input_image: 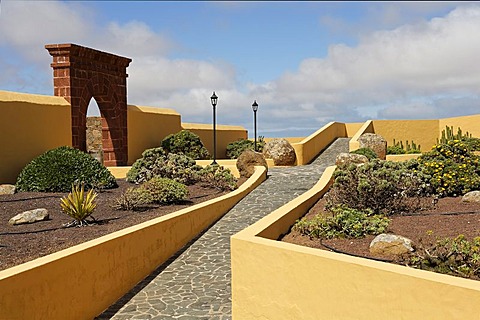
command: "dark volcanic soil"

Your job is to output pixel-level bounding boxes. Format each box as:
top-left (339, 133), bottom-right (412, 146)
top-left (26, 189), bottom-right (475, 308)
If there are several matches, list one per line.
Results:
top-left (0, 180), bottom-right (231, 271)
top-left (281, 196), bottom-right (480, 279)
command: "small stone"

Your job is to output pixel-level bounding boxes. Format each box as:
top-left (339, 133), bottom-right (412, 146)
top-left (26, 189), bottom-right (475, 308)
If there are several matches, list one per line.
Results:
top-left (9, 208), bottom-right (49, 226)
top-left (462, 191), bottom-right (480, 203)
top-left (236, 150), bottom-right (268, 178)
top-left (0, 184), bottom-right (16, 195)
top-left (262, 138), bottom-right (296, 166)
top-left (335, 153), bottom-right (369, 166)
top-left (358, 133), bottom-right (387, 160)
top-left (369, 233), bottom-right (414, 256)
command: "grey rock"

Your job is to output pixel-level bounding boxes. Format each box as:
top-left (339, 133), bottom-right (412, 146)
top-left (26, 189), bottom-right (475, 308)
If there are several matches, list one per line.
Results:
top-left (236, 150), bottom-right (268, 178)
top-left (9, 208), bottom-right (49, 226)
top-left (358, 133), bottom-right (387, 160)
top-left (462, 190), bottom-right (480, 203)
top-left (335, 153), bottom-right (369, 166)
top-left (262, 138), bottom-right (296, 166)
top-left (0, 184), bottom-right (16, 195)
top-left (370, 233), bottom-right (414, 256)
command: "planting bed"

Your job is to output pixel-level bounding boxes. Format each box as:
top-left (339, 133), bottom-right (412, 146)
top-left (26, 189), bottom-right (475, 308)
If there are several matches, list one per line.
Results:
top-left (0, 179), bottom-right (233, 271)
top-left (282, 195), bottom-right (480, 280)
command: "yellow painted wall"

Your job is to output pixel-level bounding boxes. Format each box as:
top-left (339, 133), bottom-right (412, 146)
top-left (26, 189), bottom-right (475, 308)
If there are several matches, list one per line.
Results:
top-left (231, 166), bottom-right (480, 320)
top-left (372, 119), bottom-right (439, 152)
top-left (349, 120), bottom-right (374, 151)
top-left (439, 114), bottom-right (480, 139)
top-left (0, 166), bottom-right (267, 320)
top-left (182, 123), bottom-right (247, 159)
top-left (127, 105), bottom-right (182, 164)
top-left (292, 122), bottom-right (347, 165)
top-left (0, 90), bottom-right (71, 184)
top-left (344, 122), bottom-right (364, 137)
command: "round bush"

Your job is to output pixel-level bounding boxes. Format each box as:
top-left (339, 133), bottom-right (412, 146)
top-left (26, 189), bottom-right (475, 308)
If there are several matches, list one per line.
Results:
top-left (142, 177), bottom-right (188, 204)
top-left (161, 130), bottom-right (210, 160)
top-left (126, 147), bottom-right (201, 185)
top-left (16, 146), bottom-right (117, 192)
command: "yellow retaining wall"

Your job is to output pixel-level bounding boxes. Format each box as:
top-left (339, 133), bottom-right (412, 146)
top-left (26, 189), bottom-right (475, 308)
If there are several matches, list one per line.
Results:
top-left (372, 119), bottom-right (439, 152)
top-left (349, 120), bottom-right (374, 151)
top-left (0, 166), bottom-right (267, 320)
top-left (231, 166), bottom-right (480, 320)
top-left (182, 123), bottom-right (247, 159)
top-left (127, 105), bottom-right (182, 164)
top-left (440, 114), bottom-right (480, 139)
top-left (292, 122), bottom-right (348, 165)
top-left (0, 90), bottom-right (72, 184)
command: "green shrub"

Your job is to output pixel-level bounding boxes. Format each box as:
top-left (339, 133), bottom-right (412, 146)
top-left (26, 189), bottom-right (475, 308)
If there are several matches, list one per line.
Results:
top-left (198, 164), bottom-right (238, 191)
top-left (326, 159), bottom-right (425, 215)
top-left (387, 146), bottom-right (406, 155)
top-left (415, 140), bottom-right (480, 197)
top-left (350, 147), bottom-right (378, 160)
top-left (293, 206), bottom-right (390, 239)
top-left (387, 139), bottom-right (421, 155)
top-left (60, 182), bottom-right (97, 226)
top-left (161, 130), bottom-right (210, 160)
top-left (408, 235), bottom-right (480, 280)
top-left (127, 147), bottom-right (237, 190)
top-left (127, 147), bottom-right (201, 185)
top-left (141, 177), bottom-right (188, 204)
top-left (16, 146), bottom-right (117, 192)
top-left (226, 136), bottom-right (265, 159)
top-left (114, 187), bottom-right (154, 211)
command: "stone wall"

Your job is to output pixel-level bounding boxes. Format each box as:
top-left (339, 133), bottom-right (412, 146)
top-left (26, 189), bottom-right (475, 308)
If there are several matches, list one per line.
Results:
top-left (86, 116), bottom-right (103, 152)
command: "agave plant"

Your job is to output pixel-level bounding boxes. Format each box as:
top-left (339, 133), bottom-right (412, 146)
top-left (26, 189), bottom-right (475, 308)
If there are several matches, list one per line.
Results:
top-left (60, 182), bottom-right (98, 227)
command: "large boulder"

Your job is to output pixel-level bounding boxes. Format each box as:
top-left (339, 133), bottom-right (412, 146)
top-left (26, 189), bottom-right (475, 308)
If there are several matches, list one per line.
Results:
top-left (263, 138), bottom-right (296, 166)
top-left (335, 153), bottom-right (369, 166)
top-left (358, 133), bottom-right (387, 160)
top-left (9, 208), bottom-right (49, 226)
top-left (369, 233), bottom-right (414, 256)
top-left (462, 191), bottom-right (480, 203)
top-left (237, 150), bottom-right (268, 178)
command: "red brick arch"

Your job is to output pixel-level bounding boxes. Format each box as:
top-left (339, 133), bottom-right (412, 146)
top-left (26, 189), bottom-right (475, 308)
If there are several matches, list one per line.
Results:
top-left (45, 43), bottom-right (132, 166)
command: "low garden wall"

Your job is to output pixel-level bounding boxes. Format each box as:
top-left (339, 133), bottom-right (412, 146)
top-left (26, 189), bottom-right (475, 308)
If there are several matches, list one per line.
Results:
top-left (231, 166), bottom-right (480, 319)
top-left (0, 166), bottom-right (267, 320)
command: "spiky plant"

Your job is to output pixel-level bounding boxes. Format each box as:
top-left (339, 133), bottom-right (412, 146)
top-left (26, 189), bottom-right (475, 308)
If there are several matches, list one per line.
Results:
top-left (60, 183), bottom-right (98, 227)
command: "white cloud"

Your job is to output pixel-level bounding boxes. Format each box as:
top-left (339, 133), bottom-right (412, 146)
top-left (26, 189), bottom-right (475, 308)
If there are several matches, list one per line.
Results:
top-left (255, 4), bottom-right (480, 126)
top-left (1, 2), bottom-right (480, 138)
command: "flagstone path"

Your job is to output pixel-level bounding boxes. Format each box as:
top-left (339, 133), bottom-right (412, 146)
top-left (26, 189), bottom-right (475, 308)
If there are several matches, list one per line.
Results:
top-left (97, 138), bottom-right (349, 320)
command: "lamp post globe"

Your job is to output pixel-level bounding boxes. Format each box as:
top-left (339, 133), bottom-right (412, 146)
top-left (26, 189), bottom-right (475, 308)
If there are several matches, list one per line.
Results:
top-left (211, 92), bottom-right (218, 165)
top-left (252, 100), bottom-right (259, 152)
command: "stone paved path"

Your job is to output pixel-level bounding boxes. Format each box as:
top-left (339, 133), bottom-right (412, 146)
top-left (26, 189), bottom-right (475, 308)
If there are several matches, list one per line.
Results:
top-left (97, 138), bottom-right (349, 320)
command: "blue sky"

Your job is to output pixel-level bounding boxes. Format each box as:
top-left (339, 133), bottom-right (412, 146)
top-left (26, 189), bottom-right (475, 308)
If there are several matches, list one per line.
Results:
top-left (1, 1), bottom-right (479, 137)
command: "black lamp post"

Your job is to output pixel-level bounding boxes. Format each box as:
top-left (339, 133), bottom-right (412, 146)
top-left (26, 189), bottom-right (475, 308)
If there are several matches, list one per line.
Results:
top-left (252, 100), bottom-right (259, 152)
top-left (211, 92), bottom-right (218, 165)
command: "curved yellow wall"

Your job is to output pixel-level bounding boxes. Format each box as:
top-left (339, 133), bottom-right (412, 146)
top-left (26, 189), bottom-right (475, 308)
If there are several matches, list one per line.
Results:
top-left (0, 90), bottom-right (71, 183)
top-left (231, 166), bottom-right (480, 320)
top-left (0, 166), bottom-right (267, 320)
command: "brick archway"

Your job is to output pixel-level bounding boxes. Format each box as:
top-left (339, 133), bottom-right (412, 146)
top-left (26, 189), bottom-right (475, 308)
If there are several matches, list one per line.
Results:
top-left (45, 43), bottom-right (132, 166)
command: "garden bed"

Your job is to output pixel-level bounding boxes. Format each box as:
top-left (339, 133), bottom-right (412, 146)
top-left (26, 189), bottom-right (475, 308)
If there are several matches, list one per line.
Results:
top-left (281, 195), bottom-right (480, 280)
top-left (0, 179), bottom-right (234, 271)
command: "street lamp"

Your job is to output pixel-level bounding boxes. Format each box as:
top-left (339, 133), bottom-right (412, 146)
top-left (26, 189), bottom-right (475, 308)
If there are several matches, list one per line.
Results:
top-left (211, 92), bottom-right (218, 165)
top-left (252, 100), bottom-right (259, 152)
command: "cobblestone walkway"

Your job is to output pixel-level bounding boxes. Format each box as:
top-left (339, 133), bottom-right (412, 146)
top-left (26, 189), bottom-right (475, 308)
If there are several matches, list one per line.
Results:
top-left (97, 138), bottom-right (349, 320)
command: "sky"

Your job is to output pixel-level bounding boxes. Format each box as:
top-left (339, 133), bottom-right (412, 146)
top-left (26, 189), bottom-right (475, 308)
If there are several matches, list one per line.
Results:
top-left (1, 1), bottom-right (480, 138)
